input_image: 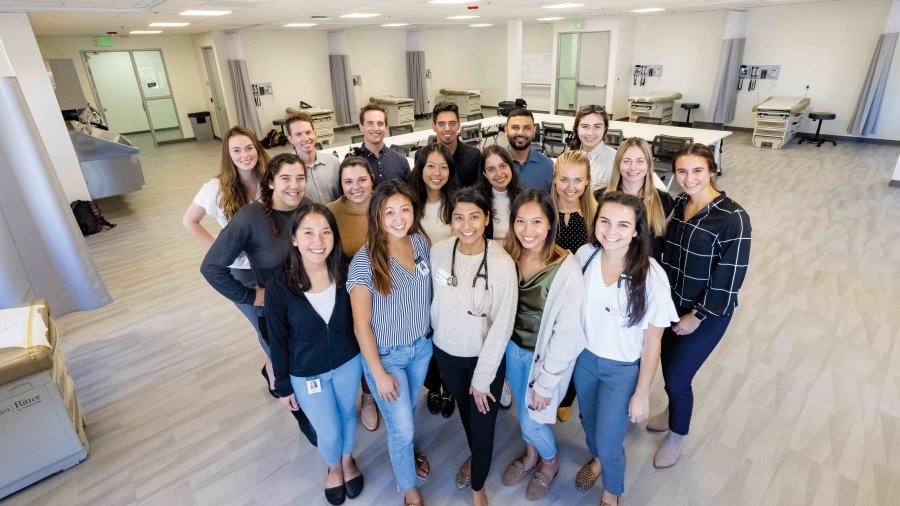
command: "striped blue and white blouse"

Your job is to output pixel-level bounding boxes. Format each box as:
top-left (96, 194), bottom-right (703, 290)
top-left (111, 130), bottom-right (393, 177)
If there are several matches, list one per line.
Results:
top-left (347, 232), bottom-right (432, 347)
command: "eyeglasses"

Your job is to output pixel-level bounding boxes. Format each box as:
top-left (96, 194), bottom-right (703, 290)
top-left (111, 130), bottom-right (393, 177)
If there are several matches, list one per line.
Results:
top-left (578, 105), bottom-right (606, 114)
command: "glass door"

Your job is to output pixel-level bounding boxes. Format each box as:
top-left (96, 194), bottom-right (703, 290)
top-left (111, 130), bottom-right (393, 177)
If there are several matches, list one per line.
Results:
top-left (555, 33), bottom-right (579, 115)
top-left (132, 50), bottom-right (184, 143)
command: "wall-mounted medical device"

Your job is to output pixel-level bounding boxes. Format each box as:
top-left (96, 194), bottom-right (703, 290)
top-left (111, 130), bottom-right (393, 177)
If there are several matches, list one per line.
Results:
top-left (738, 65), bottom-right (780, 91)
top-left (633, 65), bottom-right (663, 86)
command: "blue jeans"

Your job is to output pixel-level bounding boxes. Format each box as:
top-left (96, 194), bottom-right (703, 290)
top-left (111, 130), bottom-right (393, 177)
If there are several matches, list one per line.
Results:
top-left (505, 341), bottom-right (557, 459)
top-left (574, 350), bottom-right (639, 496)
top-left (361, 336), bottom-right (433, 490)
top-left (290, 355), bottom-right (362, 466)
top-left (230, 268), bottom-right (269, 357)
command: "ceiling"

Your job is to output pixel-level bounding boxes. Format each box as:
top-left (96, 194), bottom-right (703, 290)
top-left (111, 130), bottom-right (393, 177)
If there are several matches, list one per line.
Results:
top-left (0, 0), bottom-right (836, 37)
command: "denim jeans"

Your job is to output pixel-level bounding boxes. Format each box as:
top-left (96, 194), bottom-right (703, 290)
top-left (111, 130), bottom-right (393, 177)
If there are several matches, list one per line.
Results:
top-left (290, 354), bottom-right (362, 466)
top-left (573, 350), bottom-right (639, 496)
top-left (230, 267), bottom-right (269, 357)
top-left (505, 341), bottom-right (557, 459)
top-left (361, 336), bottom-right (433, 490)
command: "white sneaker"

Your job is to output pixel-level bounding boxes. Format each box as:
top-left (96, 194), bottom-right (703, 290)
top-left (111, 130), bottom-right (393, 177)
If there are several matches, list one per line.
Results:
top-left (500, 380), bottom-right (512, 409)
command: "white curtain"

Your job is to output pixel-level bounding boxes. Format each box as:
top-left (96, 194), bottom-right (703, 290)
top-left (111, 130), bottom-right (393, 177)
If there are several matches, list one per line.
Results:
top-left (0, 70), bottom-right (110, 314)
top-left (328, 32), bottom-right (357, 126)
top-left (847, 32), bottom-right (897, 135)
top-left (406, 51), bottom-right (427, 115)
top-left (225, 33), bottom-right (263, 139)
top-left (708, 12), bottom-right (748, 124)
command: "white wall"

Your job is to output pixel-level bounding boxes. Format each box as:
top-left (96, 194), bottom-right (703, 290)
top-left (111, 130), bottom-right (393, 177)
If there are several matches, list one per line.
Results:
top-left (423, 26), bottom-right (508, 111)
top-left (0, 13), bottom-right (91, 202)
top-left (735, 0), bottom-right (897, 139)
top-left (36, 34), bottom-right (208, 138)
top-left (521, 23), bottom-right (554, 112)
top-left (345, 28), bottom-right (408, 123)
top-left (631, 11), bottom-right (727, 124)
top-left (238, 30), bottom-right (333, 131)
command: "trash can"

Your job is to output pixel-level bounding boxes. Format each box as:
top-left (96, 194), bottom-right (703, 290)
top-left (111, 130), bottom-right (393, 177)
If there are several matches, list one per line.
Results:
top-left (187, 112), bottom-right (213, 141)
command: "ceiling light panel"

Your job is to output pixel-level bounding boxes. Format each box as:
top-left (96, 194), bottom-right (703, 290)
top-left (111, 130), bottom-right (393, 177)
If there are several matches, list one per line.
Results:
top-left (149, 22), bottom-right (189, 27)
top-left (447, 15), bottom-right (479, 20)
top-left (339, 13), bottom-right (381, 18)
top-left (179, 10), bottom-right (232, 16)
top-left (541, 3), bottom-right (585, 8)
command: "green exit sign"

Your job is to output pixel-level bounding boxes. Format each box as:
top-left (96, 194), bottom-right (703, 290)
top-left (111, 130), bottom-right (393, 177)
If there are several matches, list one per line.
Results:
top-left (96, 36), bottom-right (112, 47)
top-left (570, 20), bottom-right (582, 29)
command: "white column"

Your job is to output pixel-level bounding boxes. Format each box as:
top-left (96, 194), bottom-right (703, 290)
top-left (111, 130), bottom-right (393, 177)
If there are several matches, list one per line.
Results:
top-left (0, 13), bottom-right (91, 202)
top-left (507, 19), bottom-right (523, 99)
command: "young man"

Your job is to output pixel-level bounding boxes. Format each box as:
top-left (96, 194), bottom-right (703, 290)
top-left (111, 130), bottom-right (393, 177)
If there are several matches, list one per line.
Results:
top-left (505, 108), bottom-right (553, 192)
top-left (431, 101), bottom-right (481, 187)
top-left (357, 104), bottom-right (410, 185)
top-left (286, 112), bottom-right (341, 204)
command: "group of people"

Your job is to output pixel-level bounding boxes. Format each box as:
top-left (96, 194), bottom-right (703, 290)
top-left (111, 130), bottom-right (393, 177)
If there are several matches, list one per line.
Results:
top-left (184, 101), bottom-right (752, 506)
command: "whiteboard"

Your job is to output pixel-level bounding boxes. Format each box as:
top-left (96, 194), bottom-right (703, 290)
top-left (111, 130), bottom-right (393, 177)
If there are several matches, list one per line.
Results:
top-left (521, 53), bottom-right (552, 85)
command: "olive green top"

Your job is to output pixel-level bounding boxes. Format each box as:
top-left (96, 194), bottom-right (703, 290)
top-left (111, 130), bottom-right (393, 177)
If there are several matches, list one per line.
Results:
top-left (511, 261), bottom-right (563, 351)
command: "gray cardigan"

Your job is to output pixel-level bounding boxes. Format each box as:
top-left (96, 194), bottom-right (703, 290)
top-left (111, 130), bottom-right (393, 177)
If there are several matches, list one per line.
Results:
top-left (523, 253), bottom-right (586, 425)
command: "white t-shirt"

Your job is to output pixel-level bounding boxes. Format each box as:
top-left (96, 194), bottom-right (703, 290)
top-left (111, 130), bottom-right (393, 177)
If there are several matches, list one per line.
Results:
top-left (306, 281), bottom-right (336, 323)
top-left (192, 178), bottom-right (250, 269)
top-left (492, 189), bottom-right (511, 240)
top-left (422, 199), bottom-right (453, 244)
top-left (576, 245), bottom-right (679, 362)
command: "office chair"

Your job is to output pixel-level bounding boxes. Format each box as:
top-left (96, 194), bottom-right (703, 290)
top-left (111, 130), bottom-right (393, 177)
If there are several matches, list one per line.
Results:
top-left (636, 116), bottom-right (663, 125)
top-left (390, 144), bottom-right (411, 156)
top-left (690, 121), bottom-right (725, 176)
top-left (467, 112), bottom-right (484, 120)
top-left (530, 123), bottom-right (543, 152)
top-left (481, 124), bottom-right (501, 146)
top-left (651, 135), bottom-right (693, 190)
top-left (460, 123), bottom-right (483, 148)
top-left (541, 121), bottom-right (568, 157)
top-left (605, 129), bottom-right (624, 147)
top-left (351, 134), bottom-right (365, 144)
top-left (389, 125), bottom-right (413, 136)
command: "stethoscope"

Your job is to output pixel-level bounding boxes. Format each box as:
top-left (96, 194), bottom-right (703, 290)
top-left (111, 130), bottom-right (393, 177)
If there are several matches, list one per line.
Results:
top-left (449, 237), bottom-right (489, 318)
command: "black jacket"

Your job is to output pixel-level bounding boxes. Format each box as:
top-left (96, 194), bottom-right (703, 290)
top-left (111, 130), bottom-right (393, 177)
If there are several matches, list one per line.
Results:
top-left (265, 268), bottom-right (360, 397)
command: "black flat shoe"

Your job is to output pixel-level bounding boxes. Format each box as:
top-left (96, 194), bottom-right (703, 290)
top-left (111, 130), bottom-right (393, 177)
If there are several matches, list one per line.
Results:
top-left (440, 391), bottom-right (455, 418)
top-left (324, 471), bottom-right (346, 505)
top-left (426, 389), bottom-right (442, 415)
top-left (260, 366), bottom-right (277, 398)
top-left (344, 473), bottom-right (364, 499)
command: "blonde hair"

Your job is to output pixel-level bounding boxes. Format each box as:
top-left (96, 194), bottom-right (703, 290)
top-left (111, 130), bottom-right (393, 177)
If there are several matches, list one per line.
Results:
top-left (551, 150), bottom-right (597, 225)
top-left (606, 137), bottom-right (667, 237)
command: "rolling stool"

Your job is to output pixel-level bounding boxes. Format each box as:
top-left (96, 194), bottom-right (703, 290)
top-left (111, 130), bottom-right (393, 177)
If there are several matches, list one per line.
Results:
top-left (680, 102), bottom-right (699, 126)
top-left (798, 112), bottom-right (837, 147)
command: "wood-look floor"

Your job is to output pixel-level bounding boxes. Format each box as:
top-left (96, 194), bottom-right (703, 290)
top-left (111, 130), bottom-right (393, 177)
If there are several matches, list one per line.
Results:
top-left (5, 128), bottom-right (900, 506)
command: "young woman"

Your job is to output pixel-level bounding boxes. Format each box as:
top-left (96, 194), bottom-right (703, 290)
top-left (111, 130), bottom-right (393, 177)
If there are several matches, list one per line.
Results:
top-left (550, 150), bottom-right (597, 423)
top-left (430, 188), bottom-right (518, 506)
top-left (347, 180), bottom-right (433, 506)
top-left (410, 143), bottom-right (458, 245)
top-left (572, 192), bottom-right (678, 505)
top-left (478, 144), bottom-right (522, 242)
top-left (501, 189), bottom-right (585, 501)
top-left (327, 156), bottom-right (380, 432)
top-left (182, 126), bottom-right (271, 391)
top-left (651, 143), bottom-right (752, 469)
top-left (569, 104), bottom-right (616, 192)
top-left (200, 153), bottom-right (317, 447)
top-left (603, 137), bottom-right (675, 261)
top-left (409, 144), bottom-right (459, 418)
top-left (267, 205), bottom-right (364, 505)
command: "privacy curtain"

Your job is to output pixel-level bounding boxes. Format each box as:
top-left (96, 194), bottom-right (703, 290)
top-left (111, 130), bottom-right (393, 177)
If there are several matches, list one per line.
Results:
top-left (708, 37), bottom-right (745, 124)
top-left (329, 54), bottom-right (357, 126)
top-left (407, 51), bottom-right (428, 115)
top-left (227, 59), bottom-right (263, 139)
top-left (0, 73), bottom-right (111, 314)
top-left (847, 32), bottom-right (897, 135)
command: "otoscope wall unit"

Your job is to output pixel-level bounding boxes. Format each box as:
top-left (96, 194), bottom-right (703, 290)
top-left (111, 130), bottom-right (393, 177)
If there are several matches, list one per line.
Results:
top-left (738, 65), bottom-right (780, 91)
top-left (633, 65), bottom-right (663, 87)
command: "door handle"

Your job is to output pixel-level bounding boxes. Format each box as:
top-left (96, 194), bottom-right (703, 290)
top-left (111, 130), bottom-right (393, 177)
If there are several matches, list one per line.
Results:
top-left (577, 83), bottom-right (607, 89)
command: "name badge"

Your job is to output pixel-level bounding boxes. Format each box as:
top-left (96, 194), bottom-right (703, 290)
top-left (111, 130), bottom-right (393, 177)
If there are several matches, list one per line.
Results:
top-left (434, 267), bottom-right (452, 286)
top-left (414, 256), bottom-right (430, 277)
top-left (306, 377), bottom-right (322, 395)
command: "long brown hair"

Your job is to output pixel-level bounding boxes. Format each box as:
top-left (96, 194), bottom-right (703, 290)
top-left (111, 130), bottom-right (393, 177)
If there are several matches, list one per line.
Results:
top-left (606, 137), bottom-right (668, 237)
top-left (218, 126), bottom-right (269, 220)
top-left (673, 142), bottom-right (719, 191)
top-left (503, 189), bottom-right (565, 265)
top-left (551, 150), bottom-right (597, 225)
top-left (259, 153), bottom-right (306, 238)
top-left (477, 144), bottom-right (521, 218)
top-left (286, 204), bottom-right (345, 293)
top-left (590, 192), bottom-right (653, 327)
top-left (366, 180), bottom-right (420, 296)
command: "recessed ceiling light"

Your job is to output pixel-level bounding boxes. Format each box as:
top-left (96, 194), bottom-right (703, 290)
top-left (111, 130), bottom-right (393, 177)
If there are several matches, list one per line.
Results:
top-left (630, 7), bottom-right (666, 13)
top-left (429, 0), bottom-right (475, 3)
top-left (381, 23), bottom-right (410, 27)
top-left (542, 3), bottom-right (585, 8)
top-left (179, 10), bottom-right (232, 16)
top-left (447, 15), bottom-right (479, 20)
top-left (470, 23), bottom-right (492, 27)
top-left (149, 22), bottom-right (189, 27)
top-left (536, 17), bottom-right (564, 21)
top-left (339, 13), bottom-right (381, 18)
top-left (284, 23), bottom-right (317, 27)
top-left (130, 31), bottom-right (162, 34)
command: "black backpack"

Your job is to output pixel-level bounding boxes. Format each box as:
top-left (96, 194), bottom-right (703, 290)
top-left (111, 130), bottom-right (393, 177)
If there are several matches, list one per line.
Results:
top-left (70, 200), bottom-right (115, 236)
top-left (260, 128), bottom-right (285, 149)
